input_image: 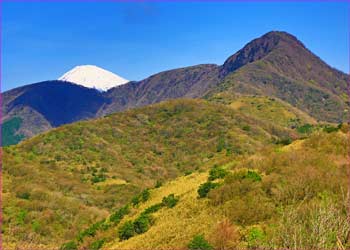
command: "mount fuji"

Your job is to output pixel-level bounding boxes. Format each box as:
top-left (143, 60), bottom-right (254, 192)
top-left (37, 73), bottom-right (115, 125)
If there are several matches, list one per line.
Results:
top-left (59, 65), bottom-right (129, 91)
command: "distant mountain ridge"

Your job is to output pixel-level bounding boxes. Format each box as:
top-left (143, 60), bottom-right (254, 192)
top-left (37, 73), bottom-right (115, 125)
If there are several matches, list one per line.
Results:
top-left (2, 31), bottom-right (349, 145)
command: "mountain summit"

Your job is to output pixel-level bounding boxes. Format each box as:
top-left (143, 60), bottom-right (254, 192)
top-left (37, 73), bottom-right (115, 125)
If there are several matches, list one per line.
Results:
top-left (59, 65), bottom-right (129, 91)
top-left (220, 31), bottom-right (303, 76)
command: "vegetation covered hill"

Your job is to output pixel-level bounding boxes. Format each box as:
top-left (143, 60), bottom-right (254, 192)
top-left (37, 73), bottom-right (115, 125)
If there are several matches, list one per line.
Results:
top-left (3, 98), bottom-right (311, 249)
top-left (62, 128), bottom-right (350, 250)
top-left (3, 96), bottom-right (348, 249)
top-left (210, 94), bottom-right (316, 128)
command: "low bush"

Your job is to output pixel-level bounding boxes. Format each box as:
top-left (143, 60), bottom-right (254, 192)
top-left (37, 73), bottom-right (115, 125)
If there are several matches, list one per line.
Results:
top-left (274, 137), bottom-right (292, 145)
top-left (198, 182), bottom-right (220, 198)
top-left (246, 226), bottom-right (266, 248)
top-left (208, 165), bottom-right (228, 181)
top-left (141, 189), bottom-right (150, 202)
top-left (90, 239), bottom-right (105, 250)
top-left (323, 125), bottom-right (339, 133)
top-left (118, 221), bottom-right (135, 240)
top-left (60, 241), bottom-right (77, 250)
top-left (16, 192), bottom-right (30, 200)
top-left (155, 180), bottom-right (163, 188)
top-left (216, 136), bottom-right (226, 152)
top-left (133, 214), bottom-right (153, 234)
top-left (110, 205), bottom-right (130, 224)
top-left (228, 169), bottom-right (261, 182)
top-left (162, 194), bottom-right (179, 208)
top-left (188, 234), bottom-right (213, 250)
top-left (91, 174), bottom-right (106, 184)
top-left (131, 195), bottom-right (140, 206)
top-left (297, 124), bottom-right (314, 134)
top-left (184, 170), bottom-right (193, 176)
top-left (142, 203), bottom-right (163, 215)
top-left (242, 125), bottom-right (251, 131)
top-left (246, 170), bottom-right (262, 182)
top-left (77, 220), bottom-right (104, 241)
top-left (132, 189), bottom-right (151, 206)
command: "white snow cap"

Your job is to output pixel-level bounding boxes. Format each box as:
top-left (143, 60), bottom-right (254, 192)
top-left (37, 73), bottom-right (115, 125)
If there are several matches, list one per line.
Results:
top-left (59, 65), bottom-right (129, 91)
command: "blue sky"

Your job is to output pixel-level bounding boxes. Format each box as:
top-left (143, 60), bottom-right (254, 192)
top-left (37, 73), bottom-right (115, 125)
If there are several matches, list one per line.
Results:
top-left (2, 1), bottom-right (349, 91)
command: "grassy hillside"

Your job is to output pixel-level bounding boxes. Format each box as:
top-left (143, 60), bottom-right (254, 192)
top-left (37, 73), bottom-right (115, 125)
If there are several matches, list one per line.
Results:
top-left (73, 129), bottom-right (349, 250)
top-left (209, 94), bottom-right (316, 128)
top-left (3, 98), bottom-right (305, 248)
top-left (3, 98), bottom-right (345, 249)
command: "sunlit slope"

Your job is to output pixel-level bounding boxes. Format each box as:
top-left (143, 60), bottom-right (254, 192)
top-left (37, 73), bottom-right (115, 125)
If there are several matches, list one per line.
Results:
top-left (101, 129), bottom-right (349, 250)
top-left (107, 172), bottom-right (224, 250)
top-left (229, 95), bottom-right (316, 127)
top-left (3, 98), bottom-right (300, 247)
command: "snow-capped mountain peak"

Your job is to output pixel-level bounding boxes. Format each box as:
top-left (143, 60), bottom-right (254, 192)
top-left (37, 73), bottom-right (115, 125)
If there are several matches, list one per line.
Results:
top-left (58, 65), bottom-right (129, 91)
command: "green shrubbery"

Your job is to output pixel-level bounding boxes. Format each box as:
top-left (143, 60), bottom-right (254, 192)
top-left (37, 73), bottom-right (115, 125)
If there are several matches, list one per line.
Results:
top-left (110, 205), bottom-right (130, 224)
top-left (245, 170), bottom-right (262, 182)
top-left (141, 189), bottom-right (151, 202)
top-left (89, 167), bottom-right (107, 183)
top-left (208, 165), bottom-right (228, 181)
top-left (132, 189), bottom-right (151, 206)
top-left (198, 182), bottom-right (220, 198)
top-left (188, 234), bottom-right (213, 250)
top-left (242, 125), bottom-right (251, 131)
top-left (184, 170), bottom-right (193, 176)
top-left (246, 227), bottom-right (266, 248)
top-left (133, 214), bottom-right (153, 234)
top-left (91, 174), bottom-right (106, 183)
top-left (77, 220), bottom-right (105, 241)
top-left (118, 214), bottom-right (152, 240)
top-left (226, 169), bottom-right (261, 182)
top-left (60, 241), bottom-right (78, 250)
top-left (90, 239), bottom-right (105, 250)
top-left (197, 165), bottom-right (229, 199)
top-left (297, 123), bottom-right (314, 134)
top-left (162, 194), bottom-right (179, 208)
top-left (31, 220), bottom-right (41, 233)
top-left (274, 137), bottom-right (292, 145)
top-left (16, 209), bottom-right (27, 225)
top-left (323, 125), bottom-right (339, 133)
top-left (142, 203), bottom-right (163, 214)
top-left (118, 194), bottom-right (179, 241)
top-left (216, 136), bottom-right (226, 152)
top-left (131, 195), bottom-right (140, 206)
top-left (73, 205), bottom-right (130, 248)
top-left (155, 180), bottom-right (163, 188)
top-left (118, 221), bottom-right (135, 240)
top-left (16, 192), bottom-right (30, 200)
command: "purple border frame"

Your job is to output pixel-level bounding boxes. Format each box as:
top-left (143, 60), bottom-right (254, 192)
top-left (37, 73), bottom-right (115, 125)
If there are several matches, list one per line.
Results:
top-left (0, 0), bottom-right (3, 249)
top-left (0, 1), bottom-right (349, 250)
